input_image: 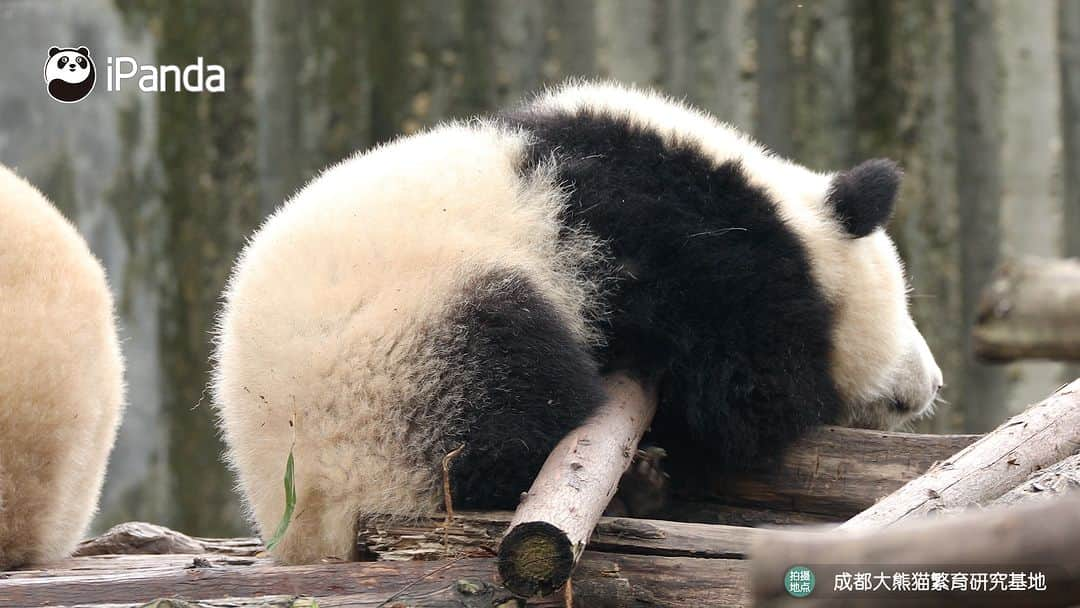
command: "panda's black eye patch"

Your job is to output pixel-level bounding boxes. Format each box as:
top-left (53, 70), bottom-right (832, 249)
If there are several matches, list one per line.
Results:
top-left (58, 57), bottom-right (68, 68)
top-left (77, 57), bottom-right (87, 68)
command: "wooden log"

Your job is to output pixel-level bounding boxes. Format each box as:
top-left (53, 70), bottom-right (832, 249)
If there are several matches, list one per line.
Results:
top-left (973, 257), bottom-right (1080, 362)
top-left (367, 428), bottom-right (977, 558)
top-left (661, 501), bottom-right (841, 527)
top-left (496, 373), bottom-right (658, 597)
top-left (74, 522), bottom-right (262, 557)
top-left (356, 511), bottom-right (764, 562)
top-left (752, 494), bottom-right (1080, 607)
top-left (990, 453), bottom-right (1080, 507)
top-left (0, 551), bottom-right (749, 608)
top-left (840, 379), bottom-right (1080, 531)
top-left (679, 427), bottom-right (979, 522)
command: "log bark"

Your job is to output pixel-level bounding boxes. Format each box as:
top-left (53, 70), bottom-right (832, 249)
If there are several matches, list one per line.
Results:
top-left (678, 426), bottom-right (979, 522)
top-left (973, 257), bottom-right (1080, 362)
top-left (840, 379), bottom-right (1080, 531)
top-left (752, 494), bottom-right (1080, 607)
top-left (496, 373), bottom-right (658, 597)
top-left (990, 453), bottom-right (1080, 507)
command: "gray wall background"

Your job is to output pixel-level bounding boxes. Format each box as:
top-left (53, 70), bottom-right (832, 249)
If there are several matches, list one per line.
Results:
top-left (0, 0), bottom-right (1076, 536)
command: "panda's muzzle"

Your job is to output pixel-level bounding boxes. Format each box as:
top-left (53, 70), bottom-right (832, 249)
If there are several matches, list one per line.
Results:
top-left (888, 382), bottom-right (942, 415)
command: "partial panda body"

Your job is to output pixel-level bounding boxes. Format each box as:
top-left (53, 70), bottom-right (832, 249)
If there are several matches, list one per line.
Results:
top-left (0, 166), bottom-right (124, 569)
top-left (214, 82), bottom-right (941, 564)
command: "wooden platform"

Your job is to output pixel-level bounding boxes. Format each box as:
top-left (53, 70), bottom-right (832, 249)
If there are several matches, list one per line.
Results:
top-left (0, 425), bottom-right (981, 608)
top-left (0, 519), bottom-right (754, 607)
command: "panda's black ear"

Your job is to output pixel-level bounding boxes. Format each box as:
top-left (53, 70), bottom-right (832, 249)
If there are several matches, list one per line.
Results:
top-left (49, 46), bottom-right (60, 57)
top-left (826, 158), bottom-right (901, 238)
top-left (76, 47), bottom-right (90, 56)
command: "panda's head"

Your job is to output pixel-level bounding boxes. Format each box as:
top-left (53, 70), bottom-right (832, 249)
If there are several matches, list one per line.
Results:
top-left (811, 158), bottom-right (943, 429)
top-left (522, 80), bottom-right (942, 430)
top-left (43, 46), bottom-right (95, 103)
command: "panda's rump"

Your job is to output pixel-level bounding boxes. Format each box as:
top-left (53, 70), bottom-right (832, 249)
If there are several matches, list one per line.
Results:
top-left (213, 122), bottom-right (608, 562)
top-left (0, 166), bottom-right (124, 569)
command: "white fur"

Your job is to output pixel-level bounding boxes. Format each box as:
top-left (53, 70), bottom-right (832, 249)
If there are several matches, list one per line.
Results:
top-left (0, 166), bottom-right (124, 569)
top-left (534, 81), bottom-right (941, 427)
top-left (213, 122), bottom-right (602, 563)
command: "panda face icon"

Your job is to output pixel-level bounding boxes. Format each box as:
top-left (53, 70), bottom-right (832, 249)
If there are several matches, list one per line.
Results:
top-left (44, 46), bottom-right (96, 103)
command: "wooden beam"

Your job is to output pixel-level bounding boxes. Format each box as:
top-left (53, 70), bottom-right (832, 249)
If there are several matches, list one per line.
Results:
top-left (752, 494), bottom-right (1080, 607)
top-left (496, 373), bottom-right (658, 597)
top-left (973, 257), bottom-right (1080, 362)
top-left (840, 379), bottom-right (1080, 531)
top-left (0, 550), bottom-right (749, 608)
top-left (676, 426), bottom-right (979, 522)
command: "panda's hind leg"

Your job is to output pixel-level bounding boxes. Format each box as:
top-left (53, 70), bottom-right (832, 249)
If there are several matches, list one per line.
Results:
top-left (441, 270), bottom-right (606, 510)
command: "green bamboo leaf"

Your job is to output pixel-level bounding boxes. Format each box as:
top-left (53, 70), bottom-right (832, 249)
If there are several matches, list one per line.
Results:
top-left (265, 447), bottom-right (296, 551)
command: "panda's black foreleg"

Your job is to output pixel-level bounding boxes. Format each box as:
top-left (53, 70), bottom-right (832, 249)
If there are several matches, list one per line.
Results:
top-left (442, 270), bottom-right (607, 510)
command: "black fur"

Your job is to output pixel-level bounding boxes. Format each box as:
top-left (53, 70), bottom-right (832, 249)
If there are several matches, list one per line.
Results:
top-left (826, 158), bottom-right (901, 237)
top-left (498, 107), bottom-right (843, 476)
top-left (444, 271), bottom-right (606, 508)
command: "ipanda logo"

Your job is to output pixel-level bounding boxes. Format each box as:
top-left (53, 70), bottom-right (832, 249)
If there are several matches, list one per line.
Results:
top-left (44, 46), bottom-right (95, 103)
top-left (44, 45), bottom-right (225, 103)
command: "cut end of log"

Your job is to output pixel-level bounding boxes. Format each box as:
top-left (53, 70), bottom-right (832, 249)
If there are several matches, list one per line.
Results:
top-left (497, 521), bottom-right (576, 597)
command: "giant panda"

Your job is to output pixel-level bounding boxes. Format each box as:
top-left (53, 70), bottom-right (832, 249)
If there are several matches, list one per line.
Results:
top-left (0, 166), bottom-right (124, 569)
top-left (213, 81), bottom-right (943, 564)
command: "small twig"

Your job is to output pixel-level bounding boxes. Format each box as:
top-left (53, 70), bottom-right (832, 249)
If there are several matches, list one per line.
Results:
top-left (563, 577), bottom-right (573, 608)
top-left (441, 444), bottom-right (466, 525)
